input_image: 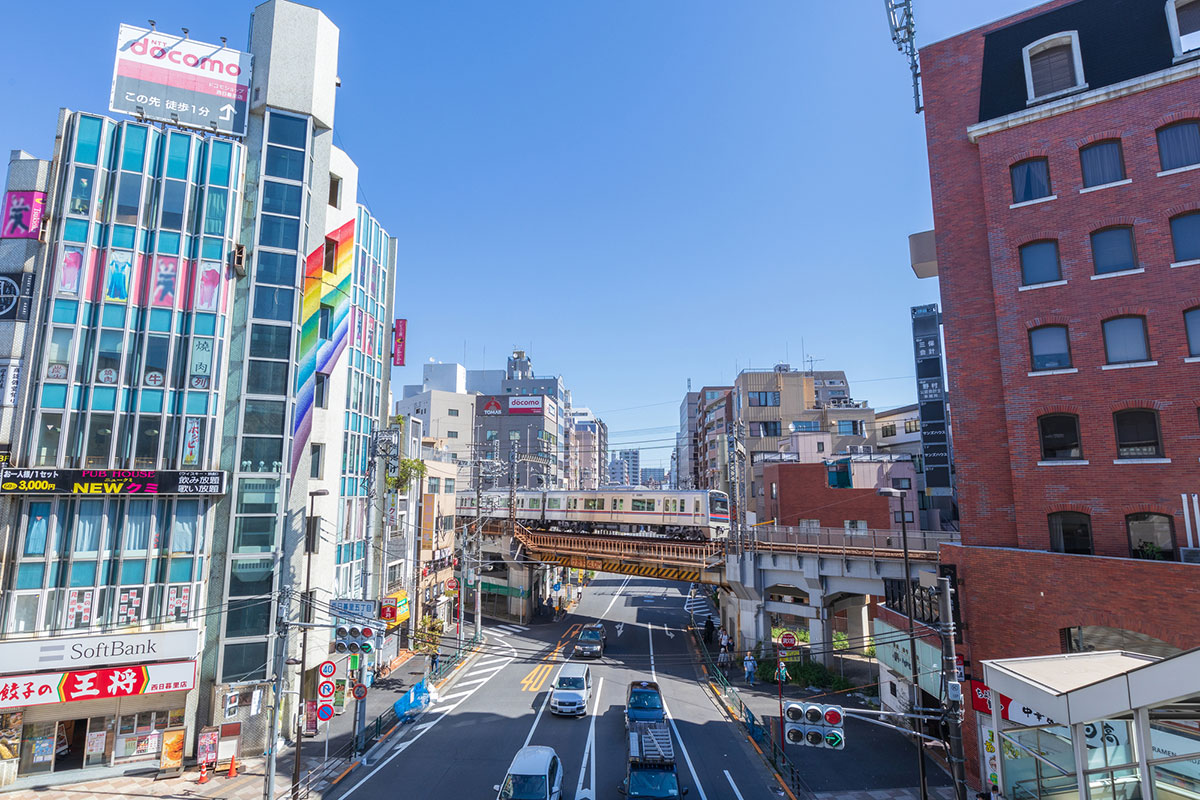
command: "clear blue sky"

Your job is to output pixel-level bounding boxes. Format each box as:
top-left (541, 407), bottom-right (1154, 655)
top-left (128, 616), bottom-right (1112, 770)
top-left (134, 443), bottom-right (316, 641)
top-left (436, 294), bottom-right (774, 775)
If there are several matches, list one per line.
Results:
top-left (1, 1), bottom-right (1035, 470)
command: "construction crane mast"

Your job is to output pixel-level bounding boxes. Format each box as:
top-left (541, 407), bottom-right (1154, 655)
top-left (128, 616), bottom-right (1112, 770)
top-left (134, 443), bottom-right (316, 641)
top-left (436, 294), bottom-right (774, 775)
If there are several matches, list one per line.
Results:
top-left (885, 0), bottom-right (922, 113)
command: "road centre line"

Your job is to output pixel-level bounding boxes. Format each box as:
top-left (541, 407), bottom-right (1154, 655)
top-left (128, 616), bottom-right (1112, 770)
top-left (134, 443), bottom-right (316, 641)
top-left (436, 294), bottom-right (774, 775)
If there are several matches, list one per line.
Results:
top-left (648, 622), bottom-right (709, 800)
top-left (602, 575), bottom-right (632, 617)
top-left (522, 683), bottom-right (553, 749)
top-left (723, 770), bottom-right (746, 800)
top-left (573, 676), bottom-right (604, 800)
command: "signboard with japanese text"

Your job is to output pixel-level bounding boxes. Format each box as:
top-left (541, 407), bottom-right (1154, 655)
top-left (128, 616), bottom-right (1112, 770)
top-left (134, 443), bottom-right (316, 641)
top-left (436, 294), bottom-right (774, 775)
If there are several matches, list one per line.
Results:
top-left (0, 660), bottom-right (195, 711)
top-left (873, 619), bottom-right (943, 698)
top-left (1, 192), bottom-right (45, 239)
top-left (110, 25), bottom-right (251, 137)
top-left (0, 361), bottom-right (21, 406)
top-left (196, 726), bottom-right (219, 765)
top-left (393, 319), bottom-right (406, 367)
top-left (0, 469), bottom-right (225, 495)
top-left (182, 418), bottom-right (202, 467)
top-left (0, 628), bottom-right (200, 670)
top-left (0, 274), bottom-right (33, 321)
top-left (304, 700), bottom-right (318, 736)
top-left (968, 680), bottom-right (1058, 727)
top-left (911, 305), bottom-right (953, 495)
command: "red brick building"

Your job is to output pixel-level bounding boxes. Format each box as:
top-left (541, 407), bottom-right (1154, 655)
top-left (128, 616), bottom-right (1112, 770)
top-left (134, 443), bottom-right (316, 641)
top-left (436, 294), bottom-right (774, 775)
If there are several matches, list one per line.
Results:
top-left (759, 460), bottom-right (914, 531)
top-left (917, 0), bottom-right (1200, 792)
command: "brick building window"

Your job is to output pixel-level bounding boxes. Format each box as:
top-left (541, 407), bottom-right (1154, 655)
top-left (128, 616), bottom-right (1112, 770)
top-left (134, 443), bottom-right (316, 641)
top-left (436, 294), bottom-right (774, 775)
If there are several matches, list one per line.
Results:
top-left (1029, 325), bottom-right (1072, 371)
top-left (1186, 308), bottom-right (1200, 356)
top-left (1102, 316), bottom-right (1150, 364)
top-left (1038, 414), bottom-right (1082, 460)
top-left (1127, 513), bottom-right (1176, 560)
top-left (1048, 511), bottom-right (1093, 555)
top-left (1091, 227), bottom-right (1138, 275)
top-left (1011, 158), bottom-right (1052, 204)
top-left (1079, 140), bottom-right (1125, 188)
top-left (1170, 211), bottom-right (1200, 262)
top-left (1157, 121), bottom-right (1200, 172)
top-left (1168, 0), bottom-right (1200, 55)
top-left (1023, 32), bottom-right (1085, 101)
top-left (1019, 240), bottom-right (1062, 285)
top-left (1113, 409), bottom-right (1162, 458)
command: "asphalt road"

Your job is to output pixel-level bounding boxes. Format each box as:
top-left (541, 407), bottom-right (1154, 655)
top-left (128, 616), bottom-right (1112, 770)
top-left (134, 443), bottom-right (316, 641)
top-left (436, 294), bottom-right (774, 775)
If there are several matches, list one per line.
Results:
top-left (330, 574), bottom-right (782, 800)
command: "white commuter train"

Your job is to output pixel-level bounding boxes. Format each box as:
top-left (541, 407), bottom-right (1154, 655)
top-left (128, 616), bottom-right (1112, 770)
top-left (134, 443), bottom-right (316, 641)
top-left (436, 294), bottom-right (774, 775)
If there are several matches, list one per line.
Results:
top-left (455, 488), bottom-right (731, 540)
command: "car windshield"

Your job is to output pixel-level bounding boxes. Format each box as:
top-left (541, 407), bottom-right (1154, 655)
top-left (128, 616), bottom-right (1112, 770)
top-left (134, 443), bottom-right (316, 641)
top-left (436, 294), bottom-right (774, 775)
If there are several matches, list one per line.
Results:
top-left (629, 690), bottom-right (663, 710)
top-left (556, 677), bottom-right (585, 690)
top-left (629, 770), bottom-right (680, 797)
top-left (579, 631), bottom-right (601, 642)
top-left (499, 774), bottom-right (547, 800)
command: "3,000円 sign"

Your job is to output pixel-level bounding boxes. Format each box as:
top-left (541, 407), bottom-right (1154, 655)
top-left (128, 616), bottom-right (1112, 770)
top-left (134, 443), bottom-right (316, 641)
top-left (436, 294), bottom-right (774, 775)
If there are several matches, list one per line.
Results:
top-left (0, 469), bottom-right (225, 495)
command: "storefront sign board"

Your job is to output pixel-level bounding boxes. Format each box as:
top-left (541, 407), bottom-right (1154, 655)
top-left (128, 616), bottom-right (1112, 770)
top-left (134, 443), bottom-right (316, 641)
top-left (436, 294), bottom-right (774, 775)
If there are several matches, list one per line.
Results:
top-left (0, 469), bottom-right (224, 495)
top-left (0, 660), bottom-right (195, 711)
top-left (0, 628), bottom-right (200, 671)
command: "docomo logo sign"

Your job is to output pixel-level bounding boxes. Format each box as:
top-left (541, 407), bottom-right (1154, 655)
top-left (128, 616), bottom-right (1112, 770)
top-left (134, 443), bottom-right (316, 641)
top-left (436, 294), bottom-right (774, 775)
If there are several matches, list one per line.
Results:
top-left (509, 396), bottom-right (544, 415)
top-left (126, 33), bottom-right (243, 77)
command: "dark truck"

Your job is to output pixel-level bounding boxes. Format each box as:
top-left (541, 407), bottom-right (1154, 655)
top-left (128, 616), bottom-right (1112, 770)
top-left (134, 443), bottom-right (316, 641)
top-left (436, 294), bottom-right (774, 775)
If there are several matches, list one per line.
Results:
top-left (618, 719), bottom-right (687, 799)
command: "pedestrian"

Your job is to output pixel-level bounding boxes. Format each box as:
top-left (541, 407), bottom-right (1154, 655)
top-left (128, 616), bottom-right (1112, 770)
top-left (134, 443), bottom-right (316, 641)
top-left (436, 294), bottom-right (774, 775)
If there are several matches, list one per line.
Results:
top-left (975, 785), bottom-right (1005, 800)
top-left (743, 651), bottom-right (758, 685)
top-left (718, 627), bottom-right (729, 650)
top-left (431, 652), bottom-right (440, 674)
top-left (704, 616), bottom-right (715, 646)
top-left (717, 646), bottom-right (731, 675)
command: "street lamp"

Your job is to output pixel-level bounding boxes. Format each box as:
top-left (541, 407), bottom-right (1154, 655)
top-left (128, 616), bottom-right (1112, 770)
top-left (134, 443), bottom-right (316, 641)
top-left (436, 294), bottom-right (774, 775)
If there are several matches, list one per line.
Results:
top-left (293, 488), bottom-right (329, 800)
top-left (878, 486), bottom-right (928, 800)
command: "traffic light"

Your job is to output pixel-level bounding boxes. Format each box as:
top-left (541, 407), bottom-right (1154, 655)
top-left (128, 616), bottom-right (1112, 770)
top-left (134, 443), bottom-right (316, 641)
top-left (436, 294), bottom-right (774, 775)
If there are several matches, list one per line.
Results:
top-left (783, 702), bottom-right (845, 749)
top-left (335, 625), bottom-right (376, 655)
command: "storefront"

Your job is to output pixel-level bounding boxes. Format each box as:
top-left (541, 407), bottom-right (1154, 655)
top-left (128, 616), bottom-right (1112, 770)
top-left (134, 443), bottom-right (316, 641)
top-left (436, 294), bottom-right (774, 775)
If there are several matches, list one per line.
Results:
top-left (0, 629), bottom-right (198, 785)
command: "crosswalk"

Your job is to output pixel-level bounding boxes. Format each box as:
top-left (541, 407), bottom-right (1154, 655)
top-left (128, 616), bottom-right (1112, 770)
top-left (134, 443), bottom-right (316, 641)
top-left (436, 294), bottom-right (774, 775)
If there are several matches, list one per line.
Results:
top-left (481, 622), bottom-right (530, 637)
top-left (684, 593), bottom-right (717, 623)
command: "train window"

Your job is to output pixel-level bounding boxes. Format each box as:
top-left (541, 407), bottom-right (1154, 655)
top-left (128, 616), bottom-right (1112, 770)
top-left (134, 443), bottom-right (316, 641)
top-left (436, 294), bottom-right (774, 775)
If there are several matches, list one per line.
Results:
top-left (694, 500), bottom-right (700, 513)
top-left (530, 499), bottom-right (541, 509)
top-left (632, 499), bottom-right (655, 512)
top-left (612, 498), bottom-right (623, 510)
top-left (584, 498), bottom-right (604, 510)
top-left (547, 498), bottom-right (561, 509)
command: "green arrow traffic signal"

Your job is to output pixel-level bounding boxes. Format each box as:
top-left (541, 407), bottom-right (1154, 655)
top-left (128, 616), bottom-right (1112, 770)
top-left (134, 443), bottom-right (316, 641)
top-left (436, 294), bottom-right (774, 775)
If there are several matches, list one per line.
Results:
top-left (824, 730), bottom-right (845, 749)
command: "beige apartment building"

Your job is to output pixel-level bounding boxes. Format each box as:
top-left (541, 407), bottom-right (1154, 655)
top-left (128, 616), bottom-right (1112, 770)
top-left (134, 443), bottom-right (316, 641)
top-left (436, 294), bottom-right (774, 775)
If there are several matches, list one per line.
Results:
top-left (416, 441), bottom-right (459, 627)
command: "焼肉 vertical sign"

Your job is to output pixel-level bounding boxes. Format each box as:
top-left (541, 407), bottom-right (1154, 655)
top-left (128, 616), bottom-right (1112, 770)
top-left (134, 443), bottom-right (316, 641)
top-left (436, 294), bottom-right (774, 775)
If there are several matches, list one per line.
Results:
top-left (110, 24), bottom-right (251, 137)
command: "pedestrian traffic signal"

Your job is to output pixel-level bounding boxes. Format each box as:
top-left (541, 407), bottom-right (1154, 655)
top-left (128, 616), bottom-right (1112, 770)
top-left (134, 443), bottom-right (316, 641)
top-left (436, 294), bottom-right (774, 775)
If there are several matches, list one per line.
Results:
top-left (783, 702), bottom-right (845, 749)
top-left (335, 625), bottom-right (375, 655)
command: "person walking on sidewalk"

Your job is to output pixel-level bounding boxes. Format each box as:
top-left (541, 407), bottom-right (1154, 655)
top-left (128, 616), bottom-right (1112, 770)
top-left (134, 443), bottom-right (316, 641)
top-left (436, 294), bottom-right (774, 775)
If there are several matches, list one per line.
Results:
top-left (718, 627), bottom-right (729, 651)
top-left (704, 616), bottom-right (715, 646)
top-left (717, 646), bottom-right (731, 676)
top-left (743, 651), bottom-right (758, 685)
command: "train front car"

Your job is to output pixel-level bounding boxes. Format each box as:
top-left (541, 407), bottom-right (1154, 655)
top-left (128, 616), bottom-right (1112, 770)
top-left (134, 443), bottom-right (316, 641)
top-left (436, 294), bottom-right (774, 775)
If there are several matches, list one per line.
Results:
top-left (707, 491), bottom-right (731, 539)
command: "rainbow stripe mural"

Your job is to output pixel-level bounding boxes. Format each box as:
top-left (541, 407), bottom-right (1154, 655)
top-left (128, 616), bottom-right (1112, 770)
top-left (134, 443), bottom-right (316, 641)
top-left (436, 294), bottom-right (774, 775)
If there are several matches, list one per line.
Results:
top-left (291, 218), bottom-right (354, 475)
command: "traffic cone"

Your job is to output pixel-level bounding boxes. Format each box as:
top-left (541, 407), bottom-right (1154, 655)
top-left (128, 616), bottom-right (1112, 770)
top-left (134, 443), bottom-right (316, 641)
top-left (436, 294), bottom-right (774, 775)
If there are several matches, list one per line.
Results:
top-left (198, 762), bottom-right (209, 784)
top-left (226, 754), bottom-right (238, 778)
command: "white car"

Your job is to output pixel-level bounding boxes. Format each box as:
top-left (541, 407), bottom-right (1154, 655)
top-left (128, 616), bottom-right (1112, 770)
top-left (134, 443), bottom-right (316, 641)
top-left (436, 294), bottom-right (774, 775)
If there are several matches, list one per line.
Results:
top-left (494, 745), bottom-right (564, 800)
top-left (549, 663), bottom-right (592, 717)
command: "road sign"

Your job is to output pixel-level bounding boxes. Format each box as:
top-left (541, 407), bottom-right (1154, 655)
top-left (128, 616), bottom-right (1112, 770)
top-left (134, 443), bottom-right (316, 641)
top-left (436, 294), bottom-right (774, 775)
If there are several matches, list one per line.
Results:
top-left (330, 598), bottom-right (376, 620)
top-left (352, 684), bottom-right (368, 700)
top-left (316, 703), bottom-right (334, 722)
top-left (779, 632), bottom-right (798, 648)
top-left (318, 680), bottom-right (335, 699)
top-left (446, 577), bottom-right (459, 590)
top-left (553, 582), bottom-right (562, 593)
top-left (318, 661), bottom-right (336, 678)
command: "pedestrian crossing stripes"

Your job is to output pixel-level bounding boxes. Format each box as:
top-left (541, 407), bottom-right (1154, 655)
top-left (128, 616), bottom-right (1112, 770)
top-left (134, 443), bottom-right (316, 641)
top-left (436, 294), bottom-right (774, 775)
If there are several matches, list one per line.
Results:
top-left (497, 624), bottom-right (528, 633)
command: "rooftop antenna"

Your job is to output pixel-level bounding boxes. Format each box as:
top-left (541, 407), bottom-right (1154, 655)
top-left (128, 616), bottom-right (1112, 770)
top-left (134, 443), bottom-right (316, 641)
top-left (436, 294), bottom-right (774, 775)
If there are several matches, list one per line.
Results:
top-left (805, 354), bottom-right (824, 375)
top-left (884, 0), bottom-right (923, 113)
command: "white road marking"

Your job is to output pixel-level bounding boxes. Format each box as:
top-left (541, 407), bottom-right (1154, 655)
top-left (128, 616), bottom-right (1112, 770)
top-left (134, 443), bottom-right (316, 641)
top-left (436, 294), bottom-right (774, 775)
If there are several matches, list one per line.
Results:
top-left (602, 575), bottom-right (632, 617)
top-left (434, 690), bottom-right (471, 704)
top-left (615, 622), bottom-right (625, 638)
top-left (475, 657), bottom-right (509, 668)
top-left (664, 627), bottom-right (675, 639)
top-left (723, 770), bottom-right (746, 800)
top-left (521, 685), bottom-right (553, 749)
top-left (498, 624), bottom-right (525, 633)
top-left (486, 629), bottom-right (509, 637)
top-left (454, 677), bottom-right (492, 688)
top-left (572, 676), bottom-right (604, 800)
top-left (508, 624), bottom-right (530, 631)
top-left (649, 623), bottom-right (709, 800)
top-left (465, 664), bottom-right (507, 678)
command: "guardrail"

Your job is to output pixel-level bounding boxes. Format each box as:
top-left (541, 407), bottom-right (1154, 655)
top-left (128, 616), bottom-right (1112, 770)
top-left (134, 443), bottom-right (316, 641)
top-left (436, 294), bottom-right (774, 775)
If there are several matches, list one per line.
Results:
top-left (741, 525), bottom-right (957, 557)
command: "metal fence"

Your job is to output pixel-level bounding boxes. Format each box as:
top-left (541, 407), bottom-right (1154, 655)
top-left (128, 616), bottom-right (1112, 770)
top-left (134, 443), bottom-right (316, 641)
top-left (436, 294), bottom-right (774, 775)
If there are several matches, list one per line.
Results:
top-left (739, 525), bottom-right (958, 556)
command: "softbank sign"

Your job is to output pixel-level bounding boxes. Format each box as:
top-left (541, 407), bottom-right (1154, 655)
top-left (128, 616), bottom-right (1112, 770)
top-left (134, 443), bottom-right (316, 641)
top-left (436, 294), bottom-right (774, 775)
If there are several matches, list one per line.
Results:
top-left (0, 628), bottom-right (200, 671)
top-left (509, 397), bottom-right (544, 415)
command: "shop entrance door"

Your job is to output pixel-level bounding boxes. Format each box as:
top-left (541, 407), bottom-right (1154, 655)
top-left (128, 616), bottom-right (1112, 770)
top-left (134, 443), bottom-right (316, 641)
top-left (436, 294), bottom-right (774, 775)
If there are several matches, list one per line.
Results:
top-left (53, 719), bottom-right (88, 772)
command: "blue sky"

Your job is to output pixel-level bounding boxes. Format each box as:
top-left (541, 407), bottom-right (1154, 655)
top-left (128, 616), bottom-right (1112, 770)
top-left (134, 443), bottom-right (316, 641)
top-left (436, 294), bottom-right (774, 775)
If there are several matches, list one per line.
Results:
top-left (1, 1), bottom-right (1035, 470)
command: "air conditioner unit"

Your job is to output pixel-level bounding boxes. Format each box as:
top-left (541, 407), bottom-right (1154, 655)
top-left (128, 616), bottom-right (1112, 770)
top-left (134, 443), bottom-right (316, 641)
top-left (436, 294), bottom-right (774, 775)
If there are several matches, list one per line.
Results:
top-left (1180, 548), bottom-right (1200, 564)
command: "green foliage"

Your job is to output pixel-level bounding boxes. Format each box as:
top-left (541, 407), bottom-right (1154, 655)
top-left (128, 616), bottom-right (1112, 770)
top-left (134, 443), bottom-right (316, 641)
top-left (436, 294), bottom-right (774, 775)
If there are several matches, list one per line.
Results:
top-left (396, 458), bottom-right (427, 492)
top-left (770, 627), bottom-right (810, 643)
top-left (413, 614), bottom-right (444, 655)
top-left (754, 648), bottom-right (871, 694)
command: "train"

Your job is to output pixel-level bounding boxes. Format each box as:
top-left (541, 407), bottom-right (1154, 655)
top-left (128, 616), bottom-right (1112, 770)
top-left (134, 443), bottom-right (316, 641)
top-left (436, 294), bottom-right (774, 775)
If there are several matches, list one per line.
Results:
top-left (455, 488), bottom-right (730, 540)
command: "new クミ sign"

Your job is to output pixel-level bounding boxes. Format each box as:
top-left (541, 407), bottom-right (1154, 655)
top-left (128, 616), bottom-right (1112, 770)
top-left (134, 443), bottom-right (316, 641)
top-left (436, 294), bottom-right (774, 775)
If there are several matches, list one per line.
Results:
top-left (110, 25), bottom-right (252, 137)
top-left (0, 469), bottom-right (225, 495)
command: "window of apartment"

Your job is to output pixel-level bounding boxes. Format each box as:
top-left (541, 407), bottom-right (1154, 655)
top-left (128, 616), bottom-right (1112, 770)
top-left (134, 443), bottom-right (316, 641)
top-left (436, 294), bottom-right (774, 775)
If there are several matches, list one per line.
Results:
top-left (1019, 240), bottom-right (1062, 285)
top-left (816, 441), bottom-right (825, 453)
top-left (747, 391), bottom-right (781, 407)
top-left (1114, 409), bottom-right (1162, 458)
top-left (881, 423), bottom-right (897, 438)
top-left (1127, 512), bottom-right (1176, 559)
top-left (485, 430), bottom-right (498, 441)
top-left (844, 520), bottom-right (867, 532)
top-left (1023, 32), bottom-right (1085, 102)
top-left (1079, 140), bottom-right (1125, 188)
top-left (1090, 227), bottom-right (1137, 275)
top-left (446, 430), bottom-right (458, 438)
top-left (791, 420), bottom-right (820, 432)
top-left (1158, 121), bottom-right (1200, 171)
top-left (892, 477), bottom-right (912, 490)
top-left (1168, 0), bottom-right (1200, 57)
top-left (324, 237), bottom-right (337, 273)
top-left (1170, 211), bottom-right (1200, 262)
top-left (1102, 316), bottom-right (1150, 364)
top-left (1186, 308), bottom-right (1200, 356)
top-left (310, 444), bottom-right (324, 479)
top-left (1048, 511), bottom-right (1093, 555)
top-left (314, 373), bottom-right (328, 409)
top-left (329, 173), bottom-right (342, 209)
top-left (905, 419), bottom-right (921, 434)
top-left (448, 408), bottom-right (459, 417)
top-left (769, 482), bottom-right (777, 500)
top-left (893, 511), bottom-right (915, 524)
top-left (427, 477), bottom-right (440, 494)
top-left (1010, 158), bottom-right (1052, 204)
top-left (444, 479), bottom-right (455, 494)
top-left (836, 420), bottom-right (863, 436)
top-left (1038, 414), bottom-right (1082, 460)
top-left (318, 305), bottom-right (332, 340)
top-left (750, 421), bottom-right (782, 437)
top-left (1029, 325), bottom-right (1072, 371)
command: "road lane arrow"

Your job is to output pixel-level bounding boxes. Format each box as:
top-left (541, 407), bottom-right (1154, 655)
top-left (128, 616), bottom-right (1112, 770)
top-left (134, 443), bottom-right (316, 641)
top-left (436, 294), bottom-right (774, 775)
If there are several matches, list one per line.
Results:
top-left (615, 622), bottom-right (624, 638)
top-left (664, 627), bottom-right (675, 639)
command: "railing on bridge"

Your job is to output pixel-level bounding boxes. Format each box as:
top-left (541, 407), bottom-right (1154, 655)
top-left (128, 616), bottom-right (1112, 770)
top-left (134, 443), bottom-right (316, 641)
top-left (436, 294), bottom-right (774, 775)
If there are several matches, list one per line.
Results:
top-left (738, 525), bottom-right (957, 559)
top-left (513, 528), bottom-right (723, 568)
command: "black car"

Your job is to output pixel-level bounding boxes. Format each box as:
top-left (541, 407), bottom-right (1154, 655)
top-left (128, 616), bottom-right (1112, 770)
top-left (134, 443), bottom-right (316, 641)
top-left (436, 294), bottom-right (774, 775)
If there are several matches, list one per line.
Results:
top-left (574, 625), bottom-right (605, 658)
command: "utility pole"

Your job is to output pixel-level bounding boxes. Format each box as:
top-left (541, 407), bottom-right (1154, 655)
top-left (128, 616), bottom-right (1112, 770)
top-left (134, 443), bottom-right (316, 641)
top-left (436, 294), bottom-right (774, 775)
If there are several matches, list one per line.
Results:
top-left (937, 575), bottom-right (968, 800)
top-left (265, 589), bottom-right (289, 800)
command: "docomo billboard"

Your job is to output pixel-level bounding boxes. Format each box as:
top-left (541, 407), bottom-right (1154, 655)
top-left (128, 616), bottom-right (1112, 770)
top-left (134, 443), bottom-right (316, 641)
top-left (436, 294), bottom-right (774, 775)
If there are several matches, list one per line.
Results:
top-left (509, 396), bottom-right (544, 415)
top-left (0, 660), bottom-right (196, 711)
top-left (110, 25), bottom-right (251, 137)
top-left (0, 628), bottom-right (200, 671)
